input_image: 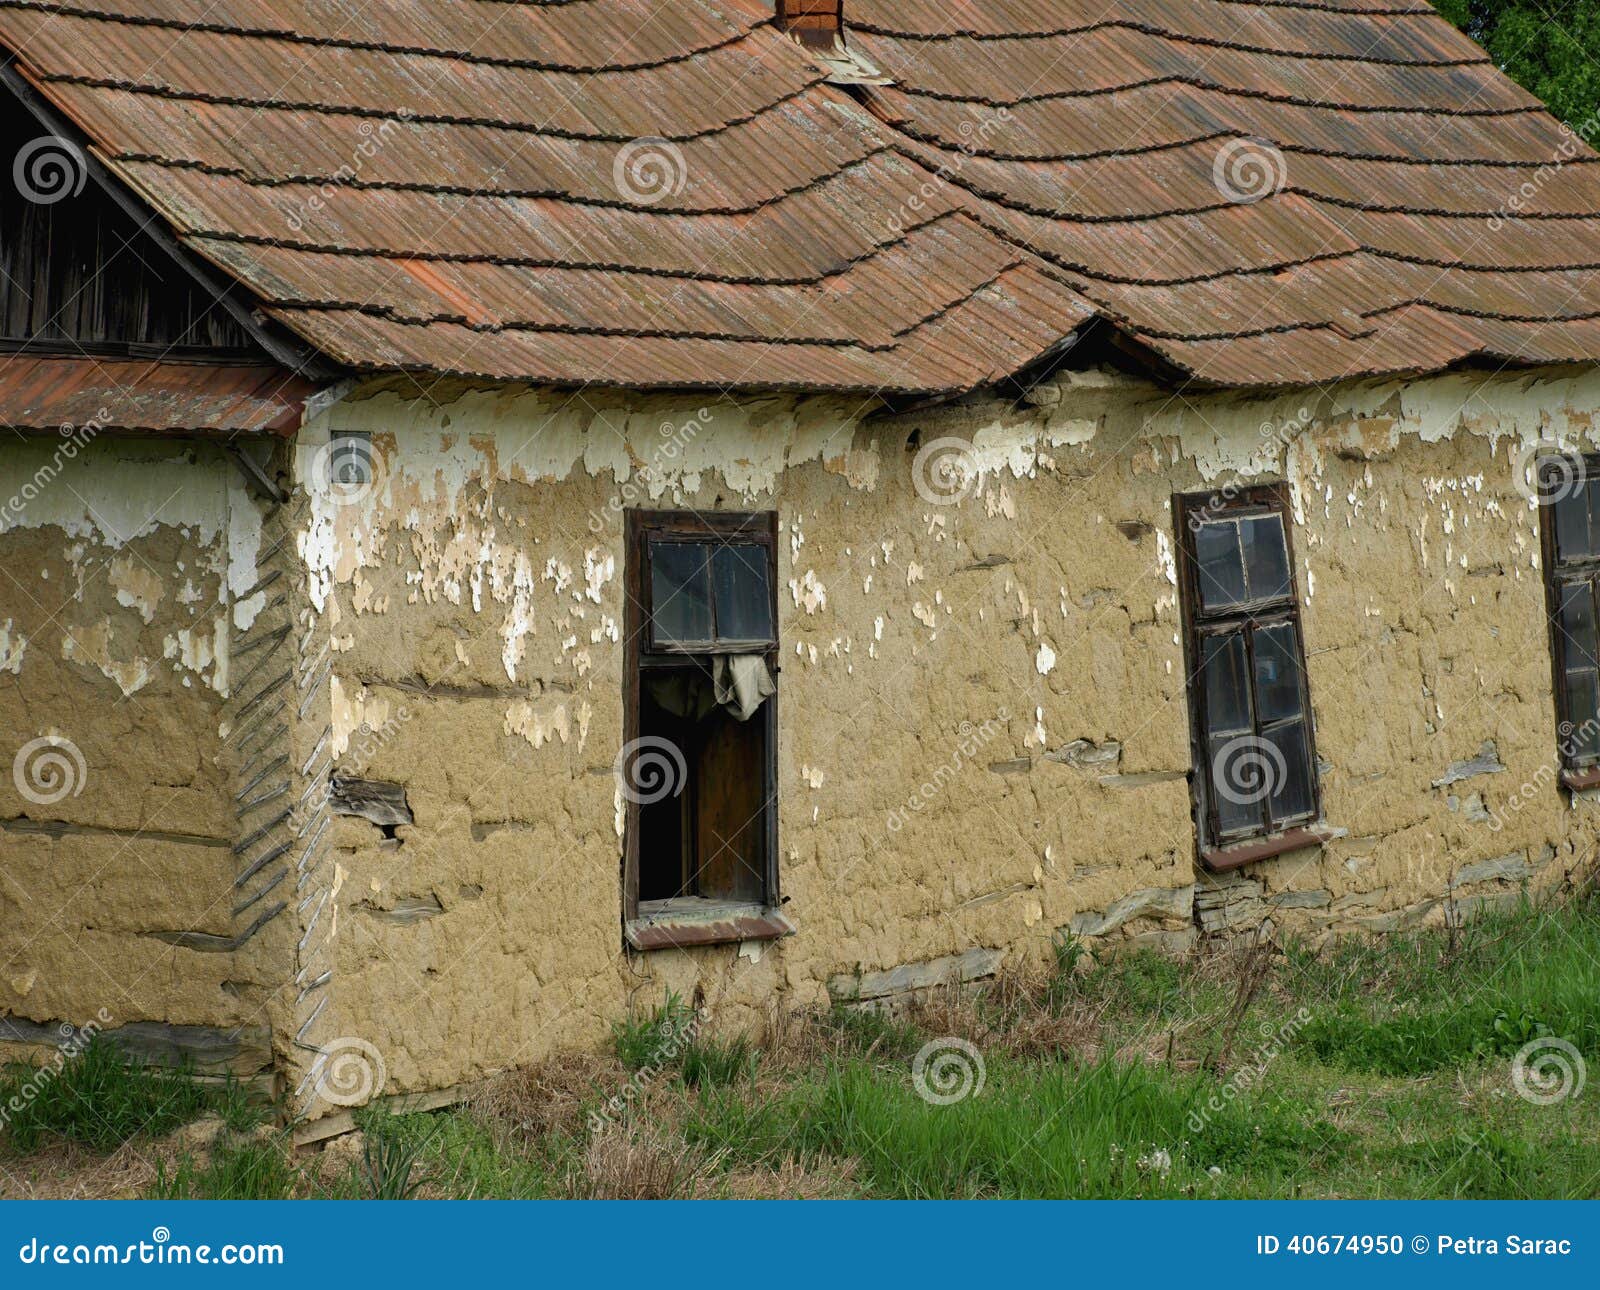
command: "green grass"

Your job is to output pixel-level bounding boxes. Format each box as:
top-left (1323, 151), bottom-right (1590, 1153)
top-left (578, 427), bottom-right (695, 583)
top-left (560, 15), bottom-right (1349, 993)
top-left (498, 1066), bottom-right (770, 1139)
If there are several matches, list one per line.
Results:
top-left (4, 896), bottom-right (1598, 1199)
top-left (0, 1038), bottom-right (258, 1153)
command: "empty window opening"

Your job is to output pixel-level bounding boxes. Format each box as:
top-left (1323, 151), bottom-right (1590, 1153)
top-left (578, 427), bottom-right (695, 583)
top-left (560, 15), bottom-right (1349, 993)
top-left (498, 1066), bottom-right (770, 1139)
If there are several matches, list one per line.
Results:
top-left (623, 511), bottom-right (786, 949)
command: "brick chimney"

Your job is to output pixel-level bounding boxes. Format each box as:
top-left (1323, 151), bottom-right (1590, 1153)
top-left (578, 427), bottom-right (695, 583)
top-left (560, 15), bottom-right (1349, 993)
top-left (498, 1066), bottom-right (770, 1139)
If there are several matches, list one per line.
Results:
top-left (776, 0), bottom-right (842, 50)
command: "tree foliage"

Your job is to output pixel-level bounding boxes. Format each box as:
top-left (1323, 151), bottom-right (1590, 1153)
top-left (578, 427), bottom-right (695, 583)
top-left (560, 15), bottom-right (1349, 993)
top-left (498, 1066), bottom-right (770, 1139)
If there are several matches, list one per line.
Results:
top-left (1437, 0), bottom-right (1600, 129)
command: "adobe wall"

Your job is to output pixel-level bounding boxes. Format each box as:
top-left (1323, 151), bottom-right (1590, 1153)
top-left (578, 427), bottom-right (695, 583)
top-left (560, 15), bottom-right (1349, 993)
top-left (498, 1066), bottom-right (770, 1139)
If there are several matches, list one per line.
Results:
top-left (0, 436), bottom-right (282, 1080)
top-left (290, 362), bottom-right (1600, 1105)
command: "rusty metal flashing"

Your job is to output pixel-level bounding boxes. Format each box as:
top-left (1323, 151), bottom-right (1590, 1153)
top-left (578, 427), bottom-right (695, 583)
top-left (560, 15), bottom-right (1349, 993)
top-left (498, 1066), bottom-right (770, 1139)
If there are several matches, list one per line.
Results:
top-left (626, 899), bottom-right (795, 951)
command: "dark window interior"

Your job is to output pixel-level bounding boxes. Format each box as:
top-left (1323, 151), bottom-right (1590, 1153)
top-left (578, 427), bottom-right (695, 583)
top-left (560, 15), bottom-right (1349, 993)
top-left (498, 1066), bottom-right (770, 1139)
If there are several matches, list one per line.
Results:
top-left (1, 104), bottom-right (255, 354)
top-left (1176, 486), bottom-right (1320, 854)
top-left (1541, 456), bottom-right (1600, 771)
top-left (626, 512), bottom-right (779, 924)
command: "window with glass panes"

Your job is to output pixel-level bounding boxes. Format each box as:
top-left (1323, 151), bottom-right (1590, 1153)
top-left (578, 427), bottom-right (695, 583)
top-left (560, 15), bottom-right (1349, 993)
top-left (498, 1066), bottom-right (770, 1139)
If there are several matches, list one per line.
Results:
top-left (1174, 486), bottom-right (1321, 855)
top-left (1540, 454), bottom-right (1600, 782)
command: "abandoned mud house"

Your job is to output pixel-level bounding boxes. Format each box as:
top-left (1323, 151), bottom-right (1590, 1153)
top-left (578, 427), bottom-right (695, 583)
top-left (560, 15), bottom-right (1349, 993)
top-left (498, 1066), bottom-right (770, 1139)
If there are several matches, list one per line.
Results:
top-left (2, 0), bottom-right (1600, 1125)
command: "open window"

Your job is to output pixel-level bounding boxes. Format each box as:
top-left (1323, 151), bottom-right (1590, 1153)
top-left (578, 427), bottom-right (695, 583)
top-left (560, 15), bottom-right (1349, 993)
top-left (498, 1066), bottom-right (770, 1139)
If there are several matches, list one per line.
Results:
top-left (1537, 453), bottom-right (1600, 789)
top-left (621, 511), bottom-right (790, 949)
top-left (1174, 485), bottom-right (1325, 870)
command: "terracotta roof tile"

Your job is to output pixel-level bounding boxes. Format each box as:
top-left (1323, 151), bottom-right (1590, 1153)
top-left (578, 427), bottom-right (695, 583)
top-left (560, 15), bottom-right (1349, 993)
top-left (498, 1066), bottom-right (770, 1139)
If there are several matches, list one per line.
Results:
top-left (3, 0), bottom-right (1598, 392)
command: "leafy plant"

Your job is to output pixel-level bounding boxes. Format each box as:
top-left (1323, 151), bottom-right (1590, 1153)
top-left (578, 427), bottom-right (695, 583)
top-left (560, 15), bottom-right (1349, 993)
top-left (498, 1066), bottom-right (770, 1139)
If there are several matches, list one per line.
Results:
top-left (359, 1127), bottom-right (425, 1199)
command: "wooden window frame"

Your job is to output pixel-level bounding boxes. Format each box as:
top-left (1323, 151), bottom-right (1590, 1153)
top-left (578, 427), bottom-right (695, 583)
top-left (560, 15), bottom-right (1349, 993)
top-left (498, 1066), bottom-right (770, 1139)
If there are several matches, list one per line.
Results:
top-left (1173, 483), bottom-right (1327, 870)
top-left (622, 510), bottom-right (787, 948)
top-left (1537, 452), bottom-right (1600, 790)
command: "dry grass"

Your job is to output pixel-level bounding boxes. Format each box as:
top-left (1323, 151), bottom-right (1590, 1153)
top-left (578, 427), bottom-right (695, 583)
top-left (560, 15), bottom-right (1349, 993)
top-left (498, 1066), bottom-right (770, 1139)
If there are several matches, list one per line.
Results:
top-left (566, 1120), bottom-right (724, 1199)
top-left (469, 1051), bottom-right (623, 1148)
top-left (0, 1125), bottom-right (192, 1199)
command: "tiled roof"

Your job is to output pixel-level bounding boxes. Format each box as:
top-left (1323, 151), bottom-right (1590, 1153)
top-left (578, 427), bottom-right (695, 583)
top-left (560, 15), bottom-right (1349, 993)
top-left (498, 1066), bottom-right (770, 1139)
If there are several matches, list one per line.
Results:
top-left (2, 0), bottom-right (1597, 393)
top-left (0, 354), bottom-right (312, 433)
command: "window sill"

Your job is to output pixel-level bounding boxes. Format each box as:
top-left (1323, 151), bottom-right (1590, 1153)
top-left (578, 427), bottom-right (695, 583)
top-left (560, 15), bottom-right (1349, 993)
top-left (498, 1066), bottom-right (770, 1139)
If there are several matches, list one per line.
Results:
top-left (1201, 825), bottom-right (1335, 873)
top-left (626, 898), bottom-right (795, 951)
top-left (1561, 767), bottom-right (1600, 791)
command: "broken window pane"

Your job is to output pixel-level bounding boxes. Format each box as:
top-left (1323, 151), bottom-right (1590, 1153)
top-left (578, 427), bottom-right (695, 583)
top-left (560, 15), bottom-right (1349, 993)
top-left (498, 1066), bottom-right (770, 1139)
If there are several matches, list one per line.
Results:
top-left (650, 542), bottom-right (713, 644)
top-left (1253, 622), bottom-right (1304, 723)
top-left (1195, 521), bottom-right (1246, 609)
top-left (1201, 631), bottom-right (1251, 734)
top-left (1264, 720), bottom-right (1315, 826)
top-left (712, 543), bottom-right (774, 642)
top-left (1241, 514), bottom-right (1291, 601)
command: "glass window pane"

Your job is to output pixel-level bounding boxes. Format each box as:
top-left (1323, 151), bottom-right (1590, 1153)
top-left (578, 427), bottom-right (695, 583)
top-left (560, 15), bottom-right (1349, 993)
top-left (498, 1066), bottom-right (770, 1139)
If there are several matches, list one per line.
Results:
top-left (1559, 582), bottom-right (1598, 671)
top-left (1265, 721), bottom-right (1315, 827)
top-left (1554, 489), bottom-right (1590, 563)
top-left (1587, 477), bottom-right (1600, 559)
top-left (650, 542), bottom-right (712, 643)
top-left (1565, 669), bottom-right (1600, 759)
top-left (712, 543), bottom-right (773, 642)
top-left (1201, 631), bottom-right (1251, 735)
top-left (1208, 733), bottom-right (1264, 836)
top-left (1241, 514), bottom-right (1291, 601)
top-left (1253, 622), bottom-right (1304, 723)
top-left (1195, 521), bottom-right (1245, 609)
